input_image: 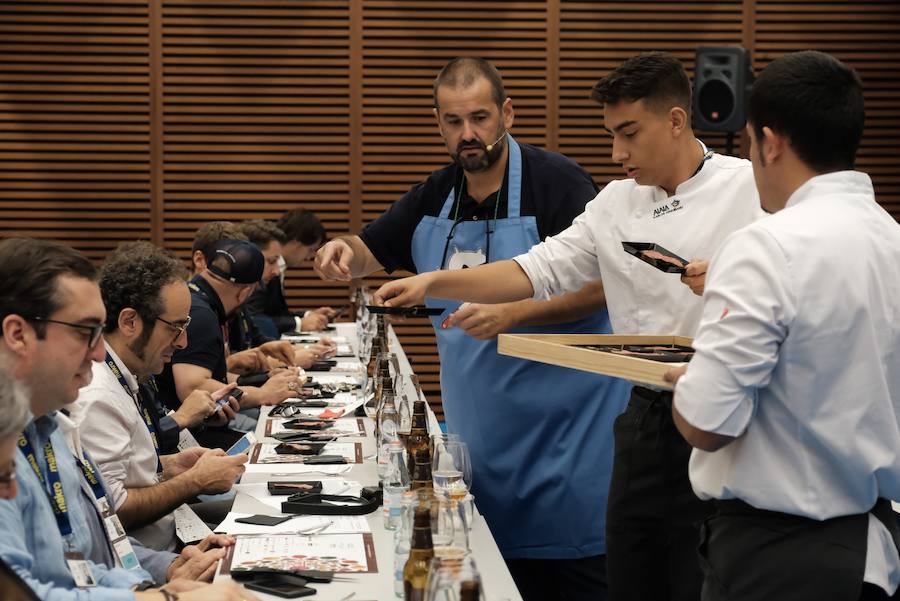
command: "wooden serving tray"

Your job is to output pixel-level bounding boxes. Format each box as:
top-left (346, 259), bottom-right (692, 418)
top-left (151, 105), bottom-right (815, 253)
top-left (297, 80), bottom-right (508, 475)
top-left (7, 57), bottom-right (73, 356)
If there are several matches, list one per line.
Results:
top-left (497, 333), bottom-right (693, 390)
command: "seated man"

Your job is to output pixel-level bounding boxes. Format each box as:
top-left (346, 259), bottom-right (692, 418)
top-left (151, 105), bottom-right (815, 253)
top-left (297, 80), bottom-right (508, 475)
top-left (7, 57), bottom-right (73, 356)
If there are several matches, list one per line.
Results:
top-left (0, 237), bottom-right (259, 600)
top-left (73, 242), bottom-right (249, 552)
top-left (190, 220), bottom-right (328, 375)
top-left (156, 239), bottom-right (304, 448)
top-left (235, 219), bottom-right (329, 368)
top-left (246, 209), bottom-right (335, 336)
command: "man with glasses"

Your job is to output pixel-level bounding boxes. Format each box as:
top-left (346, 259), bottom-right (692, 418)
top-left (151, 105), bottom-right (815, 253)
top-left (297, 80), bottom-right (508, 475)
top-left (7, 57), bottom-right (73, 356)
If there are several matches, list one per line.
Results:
top-left (0, 237), bottom-right (260, 599)
top-left (73, 242), bottom-right (249, 552)
top-left (156, 239), bottom-right (304, 448)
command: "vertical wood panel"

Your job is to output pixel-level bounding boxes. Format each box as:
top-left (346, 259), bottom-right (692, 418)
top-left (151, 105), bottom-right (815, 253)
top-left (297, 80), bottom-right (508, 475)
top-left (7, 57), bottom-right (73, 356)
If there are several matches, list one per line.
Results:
top-left (0, 1), bottom-right (152, 260)
top-left (159, 0), bottom-right (352, 309)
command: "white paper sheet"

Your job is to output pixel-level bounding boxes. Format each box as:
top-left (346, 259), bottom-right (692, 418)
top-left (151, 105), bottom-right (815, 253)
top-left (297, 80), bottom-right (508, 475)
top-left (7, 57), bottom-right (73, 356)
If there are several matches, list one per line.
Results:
top-left (217, 512), bottom-right (371, 535)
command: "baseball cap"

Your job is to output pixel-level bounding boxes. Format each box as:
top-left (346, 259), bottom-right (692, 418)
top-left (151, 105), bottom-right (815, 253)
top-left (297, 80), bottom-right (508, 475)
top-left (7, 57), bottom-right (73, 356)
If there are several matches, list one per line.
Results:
top-left (204, 239), bottom-right (265, 285)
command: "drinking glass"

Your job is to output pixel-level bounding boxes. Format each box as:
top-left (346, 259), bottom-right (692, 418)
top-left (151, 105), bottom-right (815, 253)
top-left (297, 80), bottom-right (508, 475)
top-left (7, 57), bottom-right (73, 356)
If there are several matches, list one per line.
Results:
top-left (424, 551), bottom-right (482, 601)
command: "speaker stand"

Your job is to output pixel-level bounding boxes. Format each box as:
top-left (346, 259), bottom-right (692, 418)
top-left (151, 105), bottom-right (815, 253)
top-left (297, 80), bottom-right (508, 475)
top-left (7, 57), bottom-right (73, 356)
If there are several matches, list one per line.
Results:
top-left (725, 131), bottom-right (735, 156)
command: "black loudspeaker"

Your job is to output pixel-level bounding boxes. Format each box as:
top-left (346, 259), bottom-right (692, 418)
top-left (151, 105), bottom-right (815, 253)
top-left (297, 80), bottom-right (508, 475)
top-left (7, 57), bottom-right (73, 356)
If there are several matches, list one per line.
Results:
top-left (692, 47), bottom-right (753, 132)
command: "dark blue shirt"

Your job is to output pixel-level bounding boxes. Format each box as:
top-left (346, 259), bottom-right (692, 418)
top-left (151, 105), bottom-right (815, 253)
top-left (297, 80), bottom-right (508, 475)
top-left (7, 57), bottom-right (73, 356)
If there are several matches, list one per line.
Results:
top-left (156, 275), bottom-right (228, 412)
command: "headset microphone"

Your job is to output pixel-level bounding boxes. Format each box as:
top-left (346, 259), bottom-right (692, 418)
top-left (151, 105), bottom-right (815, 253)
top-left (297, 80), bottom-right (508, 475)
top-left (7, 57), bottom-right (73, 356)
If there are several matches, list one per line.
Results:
top-left (484, 131), bottom-right (507, 153)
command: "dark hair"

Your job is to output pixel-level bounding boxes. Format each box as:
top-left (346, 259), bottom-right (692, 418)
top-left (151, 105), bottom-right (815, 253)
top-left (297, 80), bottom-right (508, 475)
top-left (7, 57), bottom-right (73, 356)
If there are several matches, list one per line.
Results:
top-left (0, 238), bottom-right (97, 339)
top-left (238, 219), bottom-right (287, 249)
top-left (277, 209), bottom-right (327, 246)
top-left (433, 57), bottom-right (506, 111)
top-left (100, 241), bottom-right (186, 334)
top-left (748, 50), bottom-right (864, 173)
top-left (590, 51), bottom-right (692, 120)
top-left (191, 221), bottom-right (248, 254)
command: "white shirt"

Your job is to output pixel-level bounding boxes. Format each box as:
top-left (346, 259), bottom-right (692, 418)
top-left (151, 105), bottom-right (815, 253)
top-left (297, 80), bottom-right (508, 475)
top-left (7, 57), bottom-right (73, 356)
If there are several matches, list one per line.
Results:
top-left (514, 149), bottom-right (764, 335)
top-left (71, 342), bottom-right (177, 552)
top-left (674, 171), bottom-right (900, 593)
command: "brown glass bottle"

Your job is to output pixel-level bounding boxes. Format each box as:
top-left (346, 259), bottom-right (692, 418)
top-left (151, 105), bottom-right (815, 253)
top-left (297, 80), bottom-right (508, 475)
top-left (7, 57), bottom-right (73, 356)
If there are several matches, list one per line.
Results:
top-left (403, 507), bottom-right (434, 601)
top-left (366, 338), bottom-right (383, 381)
top-left (406, 410), bottom-right (430, 476)
top-left (410, 447), bottom-right (433, 491)
top-left (459, 579), bottom-right (481, 601)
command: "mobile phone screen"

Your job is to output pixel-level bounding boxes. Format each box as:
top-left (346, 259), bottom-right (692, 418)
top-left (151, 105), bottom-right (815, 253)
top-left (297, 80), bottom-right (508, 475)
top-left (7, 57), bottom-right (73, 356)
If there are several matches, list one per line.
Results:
top-left (225, 432), bottom-right (257, 456)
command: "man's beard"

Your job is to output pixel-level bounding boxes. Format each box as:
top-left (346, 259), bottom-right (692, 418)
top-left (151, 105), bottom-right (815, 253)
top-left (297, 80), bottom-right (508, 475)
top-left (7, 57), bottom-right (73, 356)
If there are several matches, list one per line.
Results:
top-left (127, 327), bottom-right (154, 363)
top-left (451, 134), bottom-right (505, 173)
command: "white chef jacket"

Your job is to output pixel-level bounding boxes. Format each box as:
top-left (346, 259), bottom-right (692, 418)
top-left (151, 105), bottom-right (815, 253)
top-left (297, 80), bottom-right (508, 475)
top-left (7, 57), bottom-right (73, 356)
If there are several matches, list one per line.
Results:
top-left (71, 343), bottom-right (177, 552)
top-left (514, 147), bottom-right (764, 336)
top-left (674, 170), bottom-right (900, 593)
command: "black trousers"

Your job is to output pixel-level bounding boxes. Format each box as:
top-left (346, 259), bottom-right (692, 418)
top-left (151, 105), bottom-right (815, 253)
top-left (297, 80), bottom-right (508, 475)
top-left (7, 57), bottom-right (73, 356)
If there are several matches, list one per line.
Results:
top-left (699, 499), bottom-right (900, 601)
top-left (606, 387), bottom-right (712, 601)
top-left (506, 555), bottom-right (608, 601)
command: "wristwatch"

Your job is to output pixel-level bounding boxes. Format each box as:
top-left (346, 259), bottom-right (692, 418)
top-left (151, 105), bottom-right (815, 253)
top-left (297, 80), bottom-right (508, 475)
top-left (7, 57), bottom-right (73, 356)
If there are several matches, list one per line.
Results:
top-left (159, 588), bottom-right (180, 601)
top-left (132, 580), bottom-right (155, 592)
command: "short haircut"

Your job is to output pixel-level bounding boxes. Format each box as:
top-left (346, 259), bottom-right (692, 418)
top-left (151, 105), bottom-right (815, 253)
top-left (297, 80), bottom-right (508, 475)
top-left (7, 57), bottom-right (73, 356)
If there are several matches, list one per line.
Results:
top-left (590, 51), bottom-right (692, 120)
top-left (0, 238), bottom-right (97, 339)
top-left (239, 219), bottom-right (287, 249)
top-left (433, 57), bottom-right (506, 111)
top-left (748, 50), bottom-right (864, 173)
top-left (99, 241), bottom-right (187, 333)
top-left (0, 366), bottom-right (29, 440)
top-left (276, 209), bottom-right (327, 246)
top-left (191, 221), bottom-right (248, 255)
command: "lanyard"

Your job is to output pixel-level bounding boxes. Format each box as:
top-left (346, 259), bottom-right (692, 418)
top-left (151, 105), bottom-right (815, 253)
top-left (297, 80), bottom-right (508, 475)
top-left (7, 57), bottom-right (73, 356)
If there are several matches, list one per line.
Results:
top-left (105, 352), bottom-right (163, 474)
top-left (18, 432), bottom-right (73, 538)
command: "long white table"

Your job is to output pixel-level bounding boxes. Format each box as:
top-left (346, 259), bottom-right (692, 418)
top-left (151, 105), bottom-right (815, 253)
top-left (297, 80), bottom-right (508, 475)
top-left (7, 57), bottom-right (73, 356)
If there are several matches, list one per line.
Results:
top-left (216, 322), bottom-right (523, 601)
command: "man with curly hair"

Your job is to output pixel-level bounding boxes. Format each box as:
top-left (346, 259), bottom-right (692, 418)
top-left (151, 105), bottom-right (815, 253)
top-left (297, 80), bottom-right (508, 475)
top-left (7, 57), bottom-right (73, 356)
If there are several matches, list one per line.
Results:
top-left (72, 241), bottom-right (248, 553)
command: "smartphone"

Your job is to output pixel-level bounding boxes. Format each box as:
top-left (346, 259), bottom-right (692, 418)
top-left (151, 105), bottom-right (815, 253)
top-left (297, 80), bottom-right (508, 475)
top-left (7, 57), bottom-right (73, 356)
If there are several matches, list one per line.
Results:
top-left (215, 387), bottom-right (243, 412)
top-left (243, 574), bottom-right (316, 598)
top-left (328, 305), bottom-right (349, 323)
top-left (225, 432), bottom-right (257, 456)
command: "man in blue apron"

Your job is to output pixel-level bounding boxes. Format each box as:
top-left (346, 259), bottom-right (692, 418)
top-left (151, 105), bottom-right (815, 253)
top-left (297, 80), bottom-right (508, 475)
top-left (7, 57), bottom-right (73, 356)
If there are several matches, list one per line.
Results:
top-left (316, 57), bottom-right (630, 600)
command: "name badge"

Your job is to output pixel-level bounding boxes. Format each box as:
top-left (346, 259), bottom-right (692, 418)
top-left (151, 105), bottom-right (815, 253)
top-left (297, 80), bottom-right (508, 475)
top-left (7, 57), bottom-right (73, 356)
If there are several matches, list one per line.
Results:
top-left (98, 497), bottom-right (141, 571)
top-left (64, 552), bottom-right (96, 588)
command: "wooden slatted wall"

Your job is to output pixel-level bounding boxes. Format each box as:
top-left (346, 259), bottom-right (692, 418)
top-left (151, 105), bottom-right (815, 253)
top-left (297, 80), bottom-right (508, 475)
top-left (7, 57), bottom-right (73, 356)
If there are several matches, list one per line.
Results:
top-left (0, 1), bottom-right (152, 261)
top-left (1, 0), bottom-right (898, 417)
top-left (159, 0), bottom-right (352, 309)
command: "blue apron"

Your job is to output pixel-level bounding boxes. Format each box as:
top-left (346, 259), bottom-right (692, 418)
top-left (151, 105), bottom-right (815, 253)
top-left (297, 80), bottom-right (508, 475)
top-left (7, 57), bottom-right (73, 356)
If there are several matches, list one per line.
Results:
top-left (410, 135), bottom-right (631, 559)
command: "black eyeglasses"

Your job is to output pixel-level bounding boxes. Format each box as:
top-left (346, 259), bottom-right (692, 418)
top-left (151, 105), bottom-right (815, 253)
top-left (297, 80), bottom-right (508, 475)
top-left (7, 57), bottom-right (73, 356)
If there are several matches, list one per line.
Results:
top-left (30, 317), bottom-right (104, 348)
top-left (156, 315), bottom-right (191, 341)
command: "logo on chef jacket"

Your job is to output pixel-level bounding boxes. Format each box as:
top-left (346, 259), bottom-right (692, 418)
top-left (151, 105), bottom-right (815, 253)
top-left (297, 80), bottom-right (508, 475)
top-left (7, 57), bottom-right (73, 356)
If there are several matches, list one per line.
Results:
top-left (653, 198), bottom-right (684, 219)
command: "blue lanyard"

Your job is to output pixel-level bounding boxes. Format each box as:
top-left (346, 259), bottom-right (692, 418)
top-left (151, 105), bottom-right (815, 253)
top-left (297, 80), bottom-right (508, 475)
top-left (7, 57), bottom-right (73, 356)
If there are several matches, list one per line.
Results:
top-left (105, 353), bottom-right (163, 474)
top-left (18, 432), bottom-right (73, 538)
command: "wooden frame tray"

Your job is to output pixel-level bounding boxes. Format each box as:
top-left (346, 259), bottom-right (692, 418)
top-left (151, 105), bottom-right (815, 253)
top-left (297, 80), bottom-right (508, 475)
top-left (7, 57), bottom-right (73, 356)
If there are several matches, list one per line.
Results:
top-left (497, 334), bottom-right (693, 390)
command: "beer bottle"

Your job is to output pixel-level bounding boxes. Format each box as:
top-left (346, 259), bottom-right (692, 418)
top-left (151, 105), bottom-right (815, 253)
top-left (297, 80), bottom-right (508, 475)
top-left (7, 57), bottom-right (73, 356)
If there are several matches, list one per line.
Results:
top-left (410, 447), bottom-right (433, 492)
top-left (403, 507), bottom-right (434, 601)
top-left (460, 579), bottom-right (481, 601)
top-left (406, 408), bottom-right (430, 477)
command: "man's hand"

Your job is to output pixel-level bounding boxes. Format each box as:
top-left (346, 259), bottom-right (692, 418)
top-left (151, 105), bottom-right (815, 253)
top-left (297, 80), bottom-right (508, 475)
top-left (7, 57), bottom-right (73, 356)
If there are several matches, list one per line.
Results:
top-left (186, 449), bottom-right (247, 494)
top-left (162, 446), bottom-right (207, 479)
top-left (258, 340), bottom-right (296, 367)
top-left (374, 272), bottom-right (435, 307)
top-left (311, 306), bottom-right (337, 319)
top-left (257, 369), bottom-right (305, 405)
top-left (226, 349), bottom-right (267, 375)
top-left (663, 363), bottom-right (689, 388)
top-left (173, 382), bottom-right (238, 429)
top-left (300, 311), bottom-right (328, 332)
top-left (314, 239), bottom-right (354, 281)
top-left (293, 343), bottom-right (333, 369)
top-left (442, 303), bottom-right (514, 340)
top-left (166, 537), bottom-right (232, 582)
top-left (681, 259), bottom-right (709, 296)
